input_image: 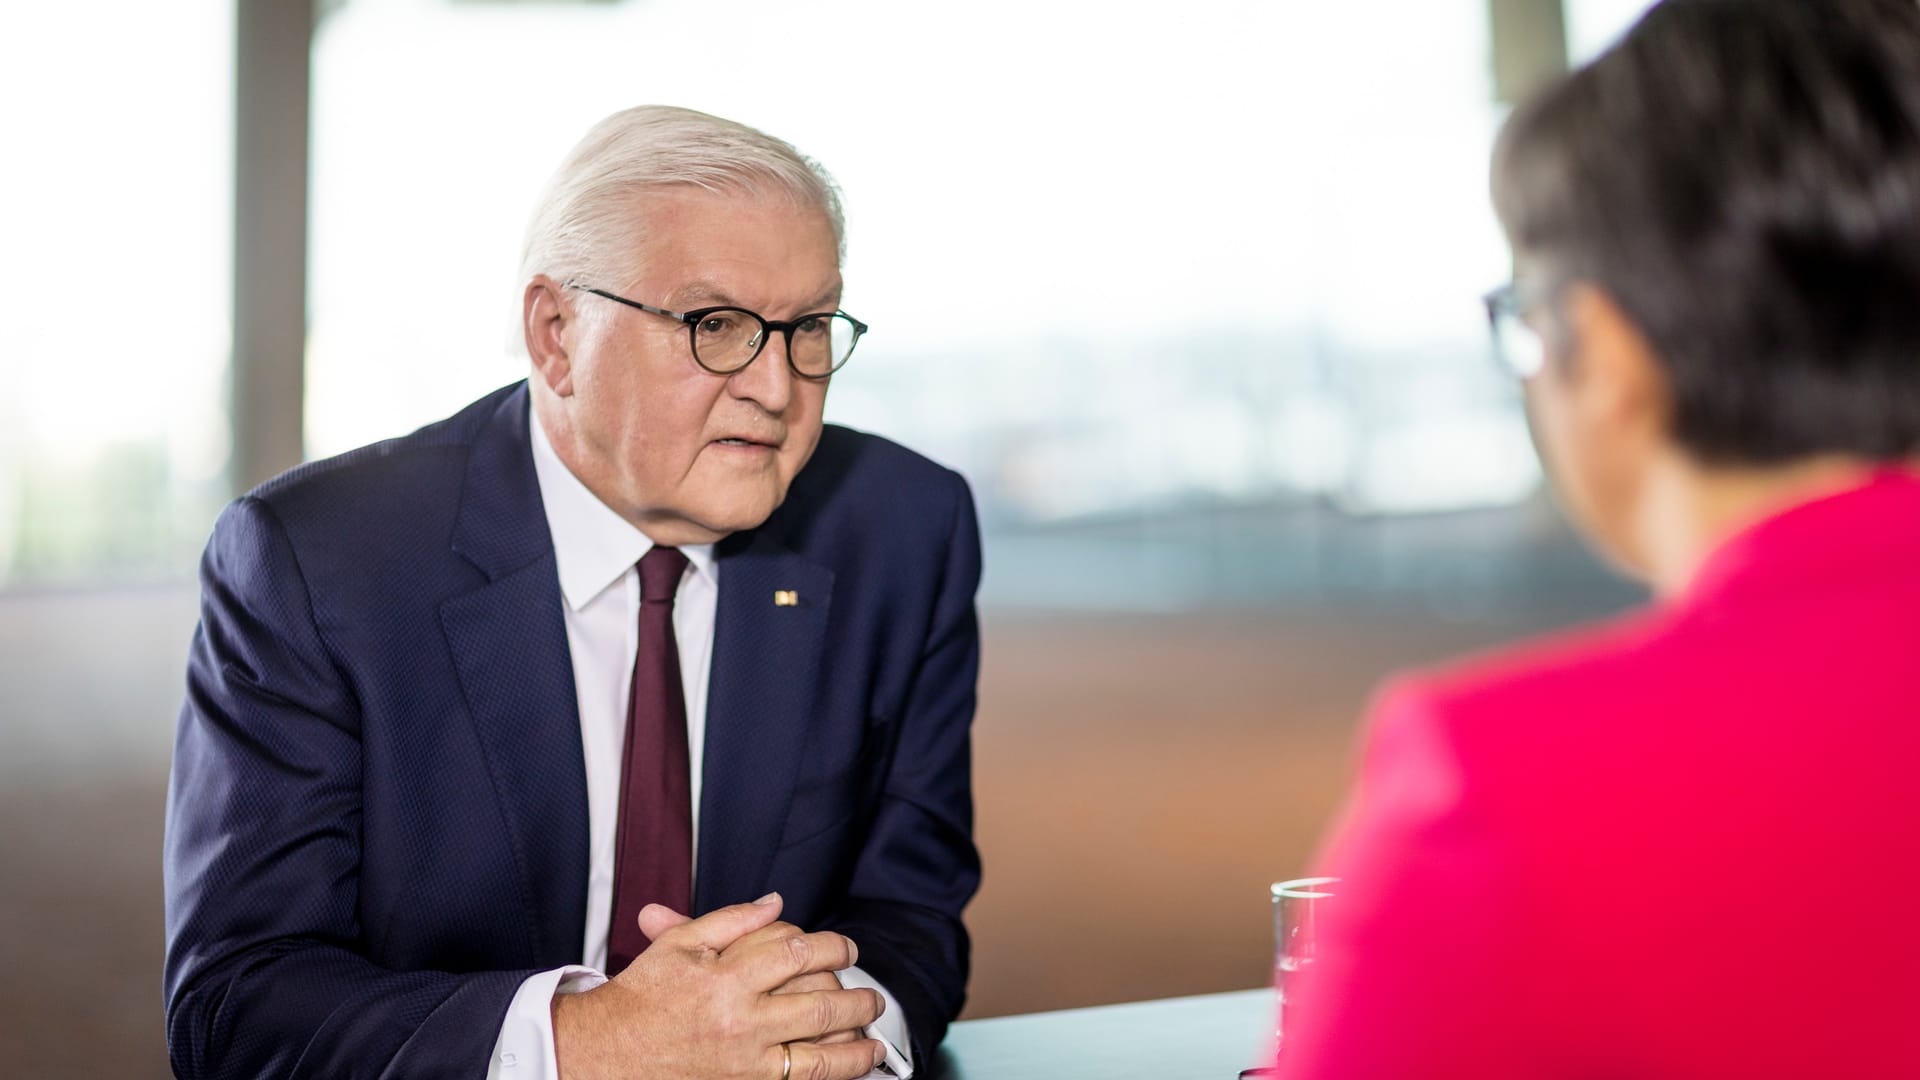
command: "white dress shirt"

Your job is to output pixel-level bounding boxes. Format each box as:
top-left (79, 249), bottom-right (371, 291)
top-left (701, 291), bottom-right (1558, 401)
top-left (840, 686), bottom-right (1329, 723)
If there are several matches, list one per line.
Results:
top-left (485, 412), bottom-right (911, 1079)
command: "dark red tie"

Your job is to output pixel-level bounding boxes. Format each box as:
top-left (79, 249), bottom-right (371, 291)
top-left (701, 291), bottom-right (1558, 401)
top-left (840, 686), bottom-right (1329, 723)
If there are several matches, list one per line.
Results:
top-left (606, 545), bottom-right (693, 976)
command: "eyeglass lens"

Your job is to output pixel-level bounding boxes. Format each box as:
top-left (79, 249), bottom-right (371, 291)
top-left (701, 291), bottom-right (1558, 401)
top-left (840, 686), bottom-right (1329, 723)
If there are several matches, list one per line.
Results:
top-left (691, 309), bottom-right (861, 376)
top-left (1493, 310), bottom-right (1546, 380)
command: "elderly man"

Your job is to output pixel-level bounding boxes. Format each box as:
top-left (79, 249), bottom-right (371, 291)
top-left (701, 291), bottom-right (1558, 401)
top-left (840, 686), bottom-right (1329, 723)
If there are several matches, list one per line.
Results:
top-left (1277, 1), bottom-right (1920, 1076)
top-left (164, 106), bottom-right (980, 1080)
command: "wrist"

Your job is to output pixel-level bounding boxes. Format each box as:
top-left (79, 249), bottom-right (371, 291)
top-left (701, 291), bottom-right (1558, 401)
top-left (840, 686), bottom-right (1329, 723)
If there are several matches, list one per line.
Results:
top-left (552, 987), bottom-right (611, 1080)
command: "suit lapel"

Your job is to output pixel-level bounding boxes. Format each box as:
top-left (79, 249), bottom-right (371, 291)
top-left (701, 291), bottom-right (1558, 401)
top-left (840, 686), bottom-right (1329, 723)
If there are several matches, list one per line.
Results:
top-left (697, 532), bottom-right (835, 911)
top-left (439, 385), bottom-right (591, 965)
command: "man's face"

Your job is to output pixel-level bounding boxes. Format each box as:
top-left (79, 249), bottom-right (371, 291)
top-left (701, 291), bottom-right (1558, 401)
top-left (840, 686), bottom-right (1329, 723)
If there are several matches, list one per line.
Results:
top-left (544, 186), bottom-right (841, 545)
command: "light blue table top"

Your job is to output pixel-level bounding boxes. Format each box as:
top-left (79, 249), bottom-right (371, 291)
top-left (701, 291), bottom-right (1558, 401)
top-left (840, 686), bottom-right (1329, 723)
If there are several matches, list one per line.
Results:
top-left (928, 988), bottom-right (1273, 1079)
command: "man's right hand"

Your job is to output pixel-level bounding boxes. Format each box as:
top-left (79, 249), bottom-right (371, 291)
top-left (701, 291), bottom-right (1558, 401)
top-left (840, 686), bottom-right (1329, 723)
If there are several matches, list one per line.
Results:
top-left (637, 904), bottom-right (871, 1048)
top-left (553, 893), bottom-right (887, 1080)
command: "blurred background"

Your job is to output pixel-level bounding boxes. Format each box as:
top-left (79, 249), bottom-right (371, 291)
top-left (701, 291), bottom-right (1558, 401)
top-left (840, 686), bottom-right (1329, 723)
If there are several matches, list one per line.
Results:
top-left (0, 0), bottom-right (1656, 1073)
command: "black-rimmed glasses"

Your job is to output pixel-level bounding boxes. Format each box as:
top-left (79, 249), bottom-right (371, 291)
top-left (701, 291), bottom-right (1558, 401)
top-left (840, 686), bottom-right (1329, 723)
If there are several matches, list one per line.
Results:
top-left (567, 281), bottom-right (868, 380)
top-left (1482, 281), bottom-right (1548, 380)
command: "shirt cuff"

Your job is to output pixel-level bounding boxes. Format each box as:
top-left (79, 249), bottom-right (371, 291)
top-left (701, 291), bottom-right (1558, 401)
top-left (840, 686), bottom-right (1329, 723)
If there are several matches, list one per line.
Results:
top-left (486, 965), bottom-right (608, 1080)
top-left (837, 964), bottom-right (915, 1078)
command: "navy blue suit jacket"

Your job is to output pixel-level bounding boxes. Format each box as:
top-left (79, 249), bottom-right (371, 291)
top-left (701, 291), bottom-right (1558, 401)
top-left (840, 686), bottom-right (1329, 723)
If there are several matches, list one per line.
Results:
top-left (163, 382), bottom-right (982, 1078)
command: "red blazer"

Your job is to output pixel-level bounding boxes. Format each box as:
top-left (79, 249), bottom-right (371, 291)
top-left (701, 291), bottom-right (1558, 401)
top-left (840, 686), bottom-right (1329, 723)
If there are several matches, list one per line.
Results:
top-left (1279, 472), bottom-right (1920, 1079)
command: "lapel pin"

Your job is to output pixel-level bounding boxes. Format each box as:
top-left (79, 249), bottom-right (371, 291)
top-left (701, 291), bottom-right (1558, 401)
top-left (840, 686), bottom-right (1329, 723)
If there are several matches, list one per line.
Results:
top-left (773, 590), bottom-right (799, 607)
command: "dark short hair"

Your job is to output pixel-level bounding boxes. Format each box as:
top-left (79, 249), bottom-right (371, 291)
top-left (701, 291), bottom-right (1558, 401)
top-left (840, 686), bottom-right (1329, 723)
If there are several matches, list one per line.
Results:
top-left (1494, 0), bottom-right (1920, 464)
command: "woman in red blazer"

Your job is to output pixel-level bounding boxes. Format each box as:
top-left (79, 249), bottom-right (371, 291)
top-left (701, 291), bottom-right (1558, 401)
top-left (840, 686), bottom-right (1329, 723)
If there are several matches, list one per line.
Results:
top-left (1279, 2), bottom-right (1920, 1076)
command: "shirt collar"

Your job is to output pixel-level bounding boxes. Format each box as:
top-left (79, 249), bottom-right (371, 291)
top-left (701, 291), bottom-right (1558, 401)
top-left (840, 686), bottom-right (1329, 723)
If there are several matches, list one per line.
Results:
top-left (529, 407), bottom-right (716, 612)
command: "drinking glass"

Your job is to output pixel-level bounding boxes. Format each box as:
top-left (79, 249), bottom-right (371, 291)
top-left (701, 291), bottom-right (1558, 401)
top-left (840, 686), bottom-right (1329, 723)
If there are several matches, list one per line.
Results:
top-left (1273, 876), bottom-right (1337, 1042)
top-left (1242, 876), bottom-right (1339, 1076)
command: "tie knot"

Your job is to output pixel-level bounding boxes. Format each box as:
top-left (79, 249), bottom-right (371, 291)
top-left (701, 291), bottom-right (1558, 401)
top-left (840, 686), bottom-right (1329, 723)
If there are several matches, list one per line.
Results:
top-left (638, 546), bottom-right (689, 604)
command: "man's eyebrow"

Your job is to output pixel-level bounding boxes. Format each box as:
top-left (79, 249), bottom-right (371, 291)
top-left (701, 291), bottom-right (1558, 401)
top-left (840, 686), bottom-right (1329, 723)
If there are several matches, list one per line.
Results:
top-left (667, 279), bottom-right (844, 313)
top-left (668, 280), bottom-right (734, 307)
top-left (800, 283), bottom-right (845, 313)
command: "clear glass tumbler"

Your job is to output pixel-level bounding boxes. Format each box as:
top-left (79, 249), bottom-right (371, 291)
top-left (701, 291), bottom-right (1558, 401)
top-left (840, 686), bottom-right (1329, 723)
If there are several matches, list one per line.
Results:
top-left (1242, 876), bottom-right (1338, 1078)
top-left (1272, 876), bottom-right (1338, 1045)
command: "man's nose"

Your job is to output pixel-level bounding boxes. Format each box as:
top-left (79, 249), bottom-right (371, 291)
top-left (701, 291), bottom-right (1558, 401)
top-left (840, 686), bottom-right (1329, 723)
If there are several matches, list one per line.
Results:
top-left (726, 328), bottom-right (794, 414)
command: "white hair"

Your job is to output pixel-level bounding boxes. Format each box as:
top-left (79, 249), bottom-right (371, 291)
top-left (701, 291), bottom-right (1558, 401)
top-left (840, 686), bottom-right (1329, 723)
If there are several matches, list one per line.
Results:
top-left (518, 105), bottom-right (846, 293)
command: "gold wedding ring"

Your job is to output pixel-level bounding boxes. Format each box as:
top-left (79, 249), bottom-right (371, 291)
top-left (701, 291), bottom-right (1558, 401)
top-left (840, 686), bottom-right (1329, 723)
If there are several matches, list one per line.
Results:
top-left (780, 1041), bottom-right (792, 1080)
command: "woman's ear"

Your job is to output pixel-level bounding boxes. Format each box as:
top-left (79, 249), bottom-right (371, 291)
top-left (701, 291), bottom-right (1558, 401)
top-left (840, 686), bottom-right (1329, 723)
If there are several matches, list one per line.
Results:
top-left (1557, 283), bottom-right (1672, 446)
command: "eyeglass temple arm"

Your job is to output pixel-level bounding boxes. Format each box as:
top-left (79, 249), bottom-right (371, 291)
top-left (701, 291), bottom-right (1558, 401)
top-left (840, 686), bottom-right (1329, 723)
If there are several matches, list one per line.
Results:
top-left (563, 281), bottom-right (693, 322)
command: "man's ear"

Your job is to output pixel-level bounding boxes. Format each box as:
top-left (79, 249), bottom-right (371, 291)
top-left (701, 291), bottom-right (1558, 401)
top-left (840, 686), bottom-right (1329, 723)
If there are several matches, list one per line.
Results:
top-left (523, 275), bottom-right (575, 397)
top-left (1558, 283), bottom-right (1672, 445)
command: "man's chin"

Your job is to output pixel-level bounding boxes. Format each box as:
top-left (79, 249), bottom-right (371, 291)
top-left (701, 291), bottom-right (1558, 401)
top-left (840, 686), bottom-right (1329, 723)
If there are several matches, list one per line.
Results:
top-left (683, 490), bottom-right (788, 542)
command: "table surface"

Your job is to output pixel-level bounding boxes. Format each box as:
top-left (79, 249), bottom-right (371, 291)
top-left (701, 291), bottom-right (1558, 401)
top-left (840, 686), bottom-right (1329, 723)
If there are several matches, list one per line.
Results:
top-left (925, 988), bottom-right (1273, 1079)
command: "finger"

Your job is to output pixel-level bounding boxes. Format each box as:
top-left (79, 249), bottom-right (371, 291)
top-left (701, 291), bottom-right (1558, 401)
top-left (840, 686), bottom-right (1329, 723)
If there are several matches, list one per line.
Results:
top-left (652, 893), bottom-right (784, 953)
top-left (729, 928), bottom-right (860, 991)
top-left (636, 903), bottom-right (694, 942)
top-left (763, 986), bottom-right (884, 1043)
top-left (771, 970), bottom-right (842, 996)
top-left (786, 1038), bottom-right (888, 1080)
top-left (811, 1028), bottom-right (861, 1045)
top-left (727, 920), bottom-right (805, 957)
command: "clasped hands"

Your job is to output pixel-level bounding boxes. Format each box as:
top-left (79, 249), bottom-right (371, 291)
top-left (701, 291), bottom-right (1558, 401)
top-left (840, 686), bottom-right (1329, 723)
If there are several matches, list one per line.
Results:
top-left (554, 892), bottom-right (888, 1080)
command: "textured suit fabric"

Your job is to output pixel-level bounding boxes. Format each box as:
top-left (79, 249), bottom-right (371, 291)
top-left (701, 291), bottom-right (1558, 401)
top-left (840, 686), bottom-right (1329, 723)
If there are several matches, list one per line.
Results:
top-left (1277, 471), bottom-right (1920, 1079)
top-left (163, 382), bottom-right (983, 1079)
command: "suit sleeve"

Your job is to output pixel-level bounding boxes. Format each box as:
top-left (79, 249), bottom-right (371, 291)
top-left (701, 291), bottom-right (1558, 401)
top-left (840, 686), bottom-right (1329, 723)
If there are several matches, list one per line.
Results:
top-left (820, 468), bottom-right (984, 1064)
top-left (1274, 680), bottom-right (1543, 1079)
top-left (163, 496), bottom-right (532, 1080)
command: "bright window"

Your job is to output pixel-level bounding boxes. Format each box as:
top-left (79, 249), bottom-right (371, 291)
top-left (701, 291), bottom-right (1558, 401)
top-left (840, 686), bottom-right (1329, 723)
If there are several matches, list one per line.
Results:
top-left (0, 0), bottom-right (1671, 595)
top-left (308, 0), bottom-right (1614, 611)
top-left (1, 1), bottom-right (233, 583)
top-left (309, 2), bottom-right (1520, 496)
